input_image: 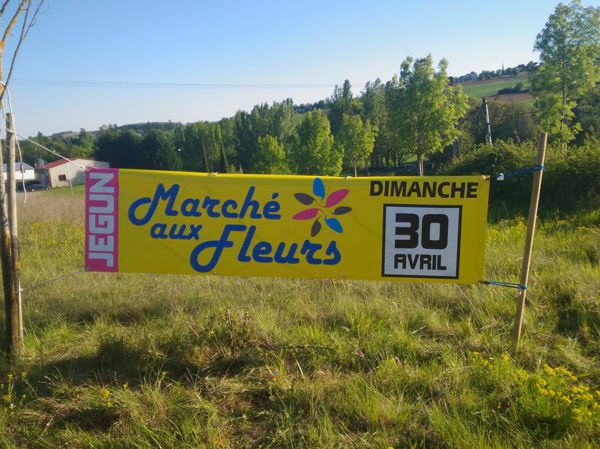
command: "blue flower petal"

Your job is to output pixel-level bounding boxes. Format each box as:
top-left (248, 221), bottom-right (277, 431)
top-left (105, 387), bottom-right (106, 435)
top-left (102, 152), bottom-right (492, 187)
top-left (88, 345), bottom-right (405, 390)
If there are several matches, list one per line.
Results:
top-left (313, 177), bottom-right (325, 200)
top-left (325, 217), bottom-right (343, 233)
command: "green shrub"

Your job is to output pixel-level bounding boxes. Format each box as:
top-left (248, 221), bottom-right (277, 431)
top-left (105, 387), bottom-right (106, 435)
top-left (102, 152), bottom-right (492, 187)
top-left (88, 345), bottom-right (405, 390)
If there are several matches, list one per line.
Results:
top-left (543, 139), bottom-right (600, 214)
top-left (440, 139), bottom-right (600, 218)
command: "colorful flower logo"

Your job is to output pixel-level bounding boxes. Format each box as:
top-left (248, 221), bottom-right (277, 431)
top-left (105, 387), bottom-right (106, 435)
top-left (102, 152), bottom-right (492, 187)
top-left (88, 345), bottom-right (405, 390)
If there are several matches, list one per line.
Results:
top-left (292, 177), bottom-right (352, 237)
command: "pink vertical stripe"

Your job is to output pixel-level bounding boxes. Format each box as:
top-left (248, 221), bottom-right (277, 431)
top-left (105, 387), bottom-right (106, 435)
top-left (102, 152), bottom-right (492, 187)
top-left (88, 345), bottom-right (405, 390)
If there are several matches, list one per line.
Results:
top-left (85, 167), bottom-right (119, 272)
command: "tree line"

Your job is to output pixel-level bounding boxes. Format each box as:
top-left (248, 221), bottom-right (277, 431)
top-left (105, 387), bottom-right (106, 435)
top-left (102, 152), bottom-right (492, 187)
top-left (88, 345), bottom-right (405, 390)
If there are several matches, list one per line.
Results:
top-left (19, 1), bottom-right (600, 177)
top-left (449, 61), bottom-right (539, 84)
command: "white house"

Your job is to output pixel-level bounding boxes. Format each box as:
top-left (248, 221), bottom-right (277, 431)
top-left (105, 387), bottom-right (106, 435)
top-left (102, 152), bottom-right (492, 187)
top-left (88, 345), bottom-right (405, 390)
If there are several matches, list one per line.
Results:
top-left (1, 162), bottom-right (36, 182)
top-left (38, 159), bottom-right (109, 188)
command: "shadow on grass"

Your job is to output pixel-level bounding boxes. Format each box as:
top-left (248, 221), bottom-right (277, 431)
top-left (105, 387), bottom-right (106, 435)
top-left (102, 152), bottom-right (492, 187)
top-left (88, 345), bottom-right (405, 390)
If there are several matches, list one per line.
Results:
top-left (25, 338), bottom-right (198, 393)
top-left (25, 335), bottom-right (266, 398)
top-left (55, 405), bottom-right (121, 432)
top-left (56, 303), bottom-right (172, 326)
top-left (9, 335), bottom-right (271, 436)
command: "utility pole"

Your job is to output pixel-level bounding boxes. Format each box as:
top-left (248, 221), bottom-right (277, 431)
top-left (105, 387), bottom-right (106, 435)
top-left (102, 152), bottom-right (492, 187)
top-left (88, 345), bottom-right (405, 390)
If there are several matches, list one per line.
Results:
top-left (482, 97), bottom-right (493, 146)
top-left (452, 138), bottom-right (460, 159)
top-left (4, 113), bottom-right (22, 354)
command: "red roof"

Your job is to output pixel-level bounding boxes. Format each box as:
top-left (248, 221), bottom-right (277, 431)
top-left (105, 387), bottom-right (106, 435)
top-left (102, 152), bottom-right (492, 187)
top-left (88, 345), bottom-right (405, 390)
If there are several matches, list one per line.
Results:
top-left (43, 159), bottom-right (68, 169)
top-left (42, 158), bottom-right (100, 170)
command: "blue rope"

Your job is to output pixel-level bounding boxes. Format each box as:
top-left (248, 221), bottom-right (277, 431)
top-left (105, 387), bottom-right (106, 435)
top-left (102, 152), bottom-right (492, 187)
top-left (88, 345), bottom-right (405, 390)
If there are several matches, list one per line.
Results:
top-left (496, 164), bottom-right (544, 181)
top-left (480, 280), bottom-right (527, 290)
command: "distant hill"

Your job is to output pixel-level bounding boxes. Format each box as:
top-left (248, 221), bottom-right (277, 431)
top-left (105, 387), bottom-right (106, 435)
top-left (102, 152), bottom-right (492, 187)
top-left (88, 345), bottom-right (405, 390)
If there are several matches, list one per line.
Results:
top-left (50, 121), bottom-right (185, 140)
top-left (116, 121), bottom-right (183, 133)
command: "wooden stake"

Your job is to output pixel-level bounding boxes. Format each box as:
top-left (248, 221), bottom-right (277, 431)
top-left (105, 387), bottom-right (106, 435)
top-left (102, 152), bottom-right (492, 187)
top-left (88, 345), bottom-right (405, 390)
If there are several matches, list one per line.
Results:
top-left (512, 132), bottom-right (547, 351)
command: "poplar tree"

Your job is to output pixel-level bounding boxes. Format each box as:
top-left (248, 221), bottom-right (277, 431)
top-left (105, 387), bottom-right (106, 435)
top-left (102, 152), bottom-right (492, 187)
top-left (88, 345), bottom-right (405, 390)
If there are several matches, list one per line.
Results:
top-left (361, 79), bottom-right (389, 169)
top-left (329, 80), bottom-right (354, 135)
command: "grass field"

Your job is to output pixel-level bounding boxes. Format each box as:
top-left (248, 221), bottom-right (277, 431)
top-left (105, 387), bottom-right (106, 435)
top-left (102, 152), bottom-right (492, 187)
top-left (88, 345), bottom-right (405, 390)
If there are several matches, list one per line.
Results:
top-left (0, 188), bottom-right (599, 448)
top-left (461, 74), bottom-right (531, 100)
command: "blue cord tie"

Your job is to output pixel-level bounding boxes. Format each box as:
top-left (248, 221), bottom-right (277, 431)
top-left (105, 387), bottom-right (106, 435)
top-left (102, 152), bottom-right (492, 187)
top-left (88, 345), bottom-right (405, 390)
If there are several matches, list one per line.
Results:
top-left (480, 280), bottom-right (527, 290)
top-left (496, 164), bottom-right (544, 181)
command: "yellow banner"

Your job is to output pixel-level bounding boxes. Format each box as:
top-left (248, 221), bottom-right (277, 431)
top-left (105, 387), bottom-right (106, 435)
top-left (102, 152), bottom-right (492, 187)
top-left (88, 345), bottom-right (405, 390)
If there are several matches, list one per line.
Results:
top-left (85, 168), bottom-right (489, 284)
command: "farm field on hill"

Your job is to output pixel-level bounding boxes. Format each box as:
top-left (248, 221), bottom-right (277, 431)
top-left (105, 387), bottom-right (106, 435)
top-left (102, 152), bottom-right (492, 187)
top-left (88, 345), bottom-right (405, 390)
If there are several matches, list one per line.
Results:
top-left (461, 74), bottom-right (531, 100)
top-left (0, 189), bottom-right (599, 448)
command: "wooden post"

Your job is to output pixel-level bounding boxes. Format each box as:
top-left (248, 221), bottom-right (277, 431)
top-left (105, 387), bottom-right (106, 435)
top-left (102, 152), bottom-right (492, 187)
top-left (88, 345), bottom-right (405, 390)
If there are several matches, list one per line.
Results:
top-left (0, 116), bottom-right (15, 354)
top-left (4, 113), bottom-right (22, 354)
top-left (511, 132), bottom-right (547, 351)
top-left (482, 97), bottom-right (493, 146)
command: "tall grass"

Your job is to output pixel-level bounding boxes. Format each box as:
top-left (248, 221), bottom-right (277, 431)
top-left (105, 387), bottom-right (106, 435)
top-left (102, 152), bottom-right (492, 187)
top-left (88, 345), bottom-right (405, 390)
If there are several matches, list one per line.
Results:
top-left (0, 188), bottom-right (598, 448)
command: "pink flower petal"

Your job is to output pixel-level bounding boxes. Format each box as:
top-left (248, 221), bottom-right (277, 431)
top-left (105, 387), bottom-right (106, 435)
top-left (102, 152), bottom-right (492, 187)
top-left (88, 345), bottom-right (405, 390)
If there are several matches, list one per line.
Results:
top-left (325, 189), bottom-right (349, 207)
top-left (293, 208), bottom-right (320, 220)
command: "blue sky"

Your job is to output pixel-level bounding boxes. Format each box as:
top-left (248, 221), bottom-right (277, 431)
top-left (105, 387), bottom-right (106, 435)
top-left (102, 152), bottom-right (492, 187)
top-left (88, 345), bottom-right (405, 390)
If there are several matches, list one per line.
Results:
top-left (4, 0), bottom-right (591, 136)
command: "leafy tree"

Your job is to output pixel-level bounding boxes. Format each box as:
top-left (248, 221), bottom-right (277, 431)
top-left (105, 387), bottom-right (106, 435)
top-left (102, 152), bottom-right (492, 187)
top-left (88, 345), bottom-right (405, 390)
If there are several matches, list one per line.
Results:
top-left (95, 130), bottom-right (142, 168)
top-left (252, 135), bottom-right (288, 174)
top-left (233, 100), bottom-right (298, 171)
top-left (17, 132), bottom-right (63, 165)
top-left (17, 139), bottom-right (45, 166)
top-left (140, 130), bottom-right (182, 171)
top-left (391, 55), bottom-right (468, 175)
top-left (462, 100), bottom-right (537, 145)
top-left (531, 0), bottom-right (600, 147)
top-left (291, 110), bottom-right (341, 176)
top-left (338, 114), bottom-right (376, 176)
top-left (491, 102), bottom-right (537, 143)
top-left (75, 129), bottom-right (95, 153)
top-left (58, 130), bottom-right (95, 160)
top-left (575, 87), bottom-right (600, 144)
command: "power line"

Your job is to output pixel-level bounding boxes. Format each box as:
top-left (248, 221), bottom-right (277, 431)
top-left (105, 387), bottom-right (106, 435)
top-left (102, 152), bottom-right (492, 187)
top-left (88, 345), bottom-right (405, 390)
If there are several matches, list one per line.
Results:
top-left (11, 78), bottom-right (350, 89)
